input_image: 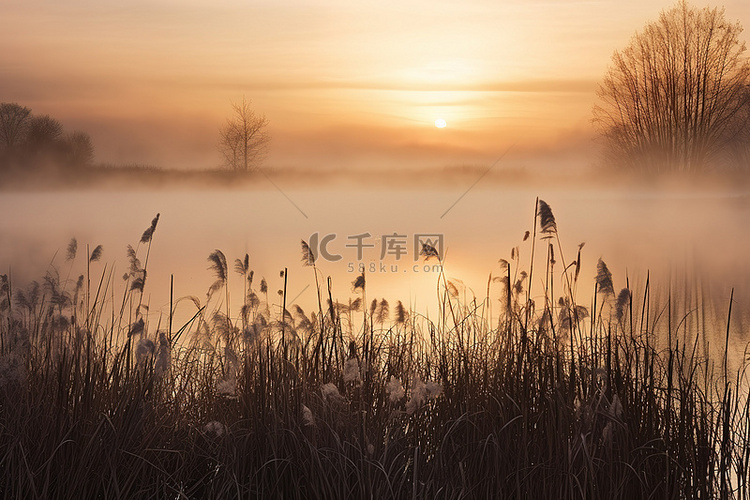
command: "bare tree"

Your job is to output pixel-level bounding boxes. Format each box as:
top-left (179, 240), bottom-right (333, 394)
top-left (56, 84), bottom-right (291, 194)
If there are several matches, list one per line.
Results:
top-left (594, 1), bottom-right (750, 172)
top-left (218, 98), bottom-right (269, 172)
top-left (0, 103), bottom-right (31, 151)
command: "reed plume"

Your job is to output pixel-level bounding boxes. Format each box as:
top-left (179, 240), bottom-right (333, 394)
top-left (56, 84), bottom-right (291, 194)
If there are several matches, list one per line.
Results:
top-left (376, 298), bottom-right (389, 324)
top-left (130, 276), bottom-right (145, 292)
top-left (66, 238), bottom-right (77, 261)
top-left (126, 245), bottom-right (142, 274)
top-left (89, 245), bottom-right (103, 263)
top-left (207, 249), bottom-right (228, 297)
top-left (300, 240), bottom-right (316, 266)
top-left (537, 200), bottom-right (557, 238)
top-left (234, 254), bottom-right (250, 275)
top-left (140, 213), bottom-right (160, 243)
top-left (596, 258), bottom-right (614, 296)
top-left (352, 272), bottom-right (365, 292)
top-left (128, 318), bottom-right (144, 337)
top-left (208, 250), bottom-right (227, 283)
top-left (395, 300), bottom-right (407, 324)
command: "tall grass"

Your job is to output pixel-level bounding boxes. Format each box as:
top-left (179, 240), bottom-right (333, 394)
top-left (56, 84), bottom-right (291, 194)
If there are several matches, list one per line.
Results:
top-left (0, 201), bottom-right (748, 499)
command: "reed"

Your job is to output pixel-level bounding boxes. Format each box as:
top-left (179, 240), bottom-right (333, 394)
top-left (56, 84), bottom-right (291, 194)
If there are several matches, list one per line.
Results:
top-left (0, 203), bottom-right (747, 499)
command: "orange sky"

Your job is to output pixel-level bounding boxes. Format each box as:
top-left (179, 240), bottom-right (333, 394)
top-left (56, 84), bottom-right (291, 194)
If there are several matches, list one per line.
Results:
top-left (2, 0), bottom-right (750, 170)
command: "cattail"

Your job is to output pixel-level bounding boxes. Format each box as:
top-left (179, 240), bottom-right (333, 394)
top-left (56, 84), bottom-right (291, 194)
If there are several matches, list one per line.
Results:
top-left (523, 230), bottom-right (530, 241)
top-left (89, 245), bottom-right (103, 263)
top-left (549, 243), bottom-right (555, 265)
top-left (260, 278), bottom-right (268, 294)
top-left (300, 240), bottom-right (316, 266)
top-left (537, 199), bottom-right (557, 238)
top-left (596, 258), bottom-right (614, 296)
top-left (66, 238), bottom-right (77, 261)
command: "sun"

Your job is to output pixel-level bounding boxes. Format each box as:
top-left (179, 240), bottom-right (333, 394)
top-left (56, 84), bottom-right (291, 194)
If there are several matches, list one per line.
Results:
top-left (435, 118), bottom-right (447, 129)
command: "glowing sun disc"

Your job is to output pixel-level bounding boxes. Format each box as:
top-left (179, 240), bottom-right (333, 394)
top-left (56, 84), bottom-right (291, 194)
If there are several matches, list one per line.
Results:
top-left (435, 118), bottom-right (447, 128)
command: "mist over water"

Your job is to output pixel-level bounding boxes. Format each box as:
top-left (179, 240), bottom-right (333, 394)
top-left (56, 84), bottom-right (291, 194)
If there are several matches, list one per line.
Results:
top-left (1, 182), bottom-right (748, 351)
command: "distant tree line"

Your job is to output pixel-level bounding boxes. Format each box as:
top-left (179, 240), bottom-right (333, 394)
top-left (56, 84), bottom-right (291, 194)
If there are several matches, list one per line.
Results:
top-left (0, 102), bottom-right (94, 173)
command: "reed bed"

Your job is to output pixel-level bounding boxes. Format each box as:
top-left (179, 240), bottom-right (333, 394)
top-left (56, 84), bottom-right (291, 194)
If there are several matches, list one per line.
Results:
top-left (0, 200), bottom-right (748, 499)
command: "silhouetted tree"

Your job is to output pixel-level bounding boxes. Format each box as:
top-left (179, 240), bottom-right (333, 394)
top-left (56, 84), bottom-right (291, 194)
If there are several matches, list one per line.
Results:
top-left (218, 97), bottom-right (269, 172)
top-left (594, 1), bottom-right (750, 172)
top-left (64, 131), bottom-right (95, 168)
top-left (0, 103), bottom-right (31, 152)
top-left (24, 115), bottom-right (64, 162)
top-left (0, 102), bottom-right (95, 172)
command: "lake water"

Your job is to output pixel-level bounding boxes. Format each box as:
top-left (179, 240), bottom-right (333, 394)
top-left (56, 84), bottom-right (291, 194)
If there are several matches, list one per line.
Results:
top-left (1, 182), bottom-right (748, 363)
